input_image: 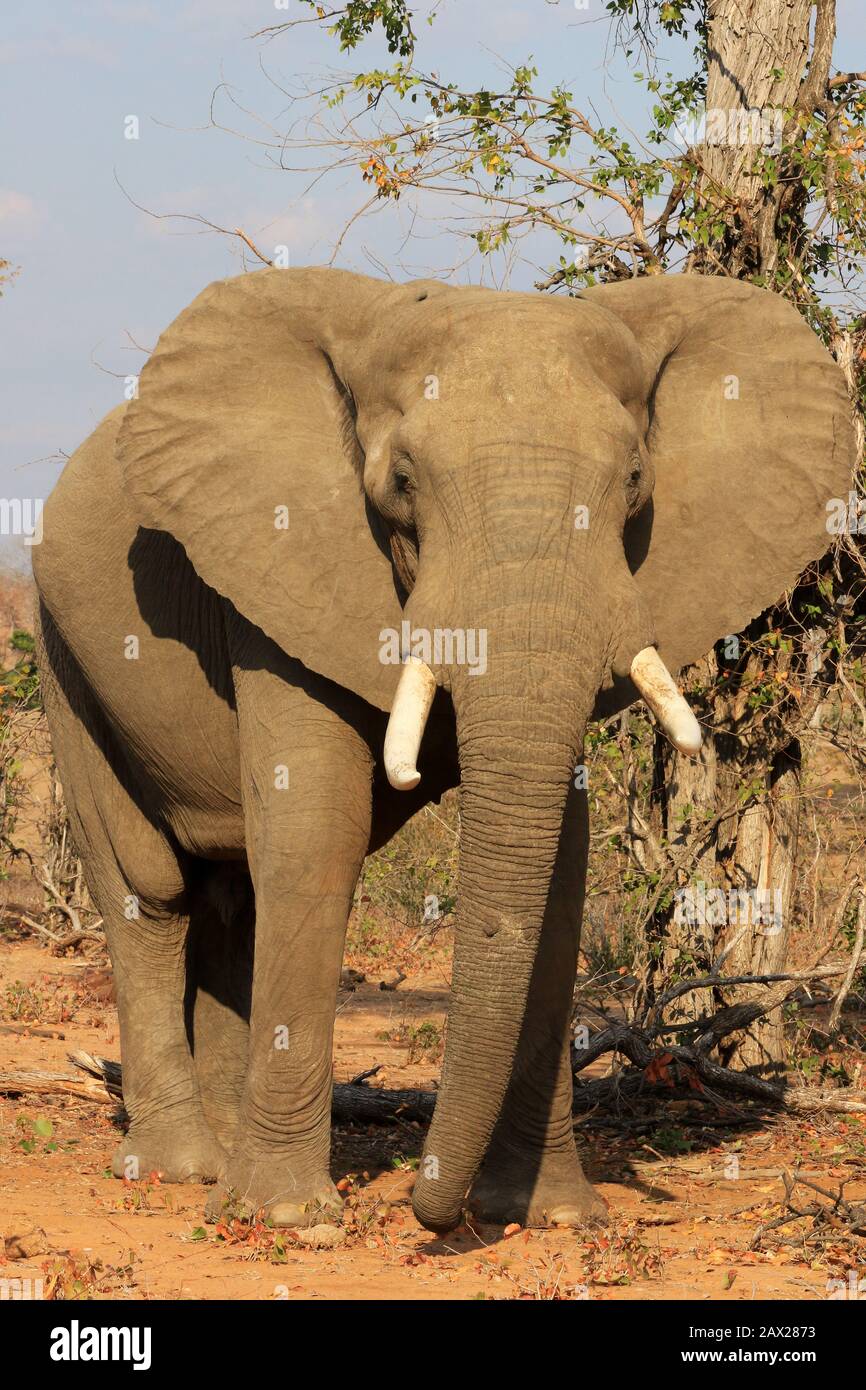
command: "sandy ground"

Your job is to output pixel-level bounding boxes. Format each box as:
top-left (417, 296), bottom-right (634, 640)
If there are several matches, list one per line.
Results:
top-left (1, 935), bottom-right (865, 1302)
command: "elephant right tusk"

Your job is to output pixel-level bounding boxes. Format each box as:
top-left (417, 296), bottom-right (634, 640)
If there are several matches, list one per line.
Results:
top-left (630, 646), bottom-right (702, 757)
top-left (384, 656), bottom-right (437, 790)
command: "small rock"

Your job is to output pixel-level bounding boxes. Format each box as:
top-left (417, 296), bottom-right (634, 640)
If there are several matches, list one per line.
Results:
top-left (294, 1223), bottom-right (346, 1250)
top-left (3, 1226), bottom-right (50, 1260)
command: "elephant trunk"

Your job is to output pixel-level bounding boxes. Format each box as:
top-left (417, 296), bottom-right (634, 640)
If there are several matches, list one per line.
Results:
top-left (411, 626), bottom-right (592, 1232)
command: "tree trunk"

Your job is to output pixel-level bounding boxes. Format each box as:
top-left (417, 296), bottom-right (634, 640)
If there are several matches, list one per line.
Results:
top-left (717, 742), bottom-right (800, 1073)
top-left (651, 1), bottom-right (838, 1072)
top-left (690, 0), bottom-right (836, 278)
top-left (656, 653), bottom-right (719, 1025)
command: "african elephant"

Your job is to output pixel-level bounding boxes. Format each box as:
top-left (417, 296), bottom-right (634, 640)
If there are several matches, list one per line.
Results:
top-left (32, 267), bottom-right (853, 1233)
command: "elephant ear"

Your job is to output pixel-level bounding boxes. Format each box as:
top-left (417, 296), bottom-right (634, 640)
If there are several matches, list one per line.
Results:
top-left (584, 274), bottom-right (855, 697)
top-left (117, 266), bottom-right (404, 711)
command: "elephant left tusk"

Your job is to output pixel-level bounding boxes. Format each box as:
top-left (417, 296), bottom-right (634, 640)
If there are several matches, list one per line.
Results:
top-left (384, 656), bottom-right (437, 790)
top-left (630, 646), bottom-right (702, 757)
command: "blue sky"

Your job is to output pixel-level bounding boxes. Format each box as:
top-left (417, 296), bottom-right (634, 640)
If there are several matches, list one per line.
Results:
top-left (1, 0), bottom-right (863, 568)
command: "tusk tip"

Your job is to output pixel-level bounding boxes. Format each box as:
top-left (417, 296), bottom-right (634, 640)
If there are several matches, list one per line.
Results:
top-left (387, 763), bottom-right (422, 792)
top-left (630, 646), bottom-right (702, 758)
top-left (672, 731), bottom-right (702, 757)
top-left (384, 657), bottom-right (434, 792)
top-left (667, 712), bottom-right (703, 757)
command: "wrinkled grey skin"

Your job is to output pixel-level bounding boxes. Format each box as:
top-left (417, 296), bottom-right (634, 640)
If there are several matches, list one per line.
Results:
top-left (33, 268), bottom-right (852, 1233)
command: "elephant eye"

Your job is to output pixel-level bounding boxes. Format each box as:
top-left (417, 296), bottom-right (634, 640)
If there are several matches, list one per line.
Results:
top-left (394, 470), bottom-right (413, 495)
top-left (624, 461), bottom-right (644, 511)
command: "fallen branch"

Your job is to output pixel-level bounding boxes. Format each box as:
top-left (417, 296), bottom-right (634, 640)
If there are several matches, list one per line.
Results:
top-left (569, 933), bottom-right (866, 1114)
top-left (36, 867), bottom-right (104, 945)
top-left (750, 1169), bottom-right (866, 1249)
top-left (331, 1082), bottom-right (434, 1125)
top-left (1, 1040), bottom-right (862, 1131)
top-left (0, 1023), bottom-right (66, 1040)
top-left (19, 913), bottom-right (105, 950)
top-left (572, 1022), bottom-right (866, 1115)
top-left (9, 1051), bottom-right (439, 1125)
top-left (0, 1068), bottom-right (116, 1105)
top-left (648, 961), bottom-right (852, 1033)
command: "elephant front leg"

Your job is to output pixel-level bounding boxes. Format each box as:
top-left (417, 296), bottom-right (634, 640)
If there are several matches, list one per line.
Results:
top-left (207, 649), bottom-right (374, 1226)
top-left (467, 783), bottom-right (607, 1228)
top-left (207, 795), bottom-right (371, 1226)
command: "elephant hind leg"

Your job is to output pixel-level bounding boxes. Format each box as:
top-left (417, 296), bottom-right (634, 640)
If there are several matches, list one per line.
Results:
top-left (185, 863), bottom-right (254, 1152)
top-left (35, 603), bottom-right (224, 1184)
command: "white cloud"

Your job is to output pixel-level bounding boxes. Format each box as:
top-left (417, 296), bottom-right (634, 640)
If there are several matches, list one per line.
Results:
top-left (0, 190), bottom-right (36, 224)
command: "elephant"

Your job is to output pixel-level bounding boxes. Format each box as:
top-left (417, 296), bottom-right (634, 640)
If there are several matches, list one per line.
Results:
top-left (32, 267), bottom-right (853, 1234)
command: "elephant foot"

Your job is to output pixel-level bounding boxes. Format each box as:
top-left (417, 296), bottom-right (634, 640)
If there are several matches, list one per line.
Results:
top-left (467, 1148), bottom-right (608, 1229)
top-left (204, 1155), bottom-right (342, 1228)
top-left (112, 1125), bottom-right (226, 1184)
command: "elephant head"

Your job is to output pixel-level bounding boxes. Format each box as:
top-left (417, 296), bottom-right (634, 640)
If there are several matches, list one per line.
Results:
top-left (117, 267), bottom-right (853, 1231)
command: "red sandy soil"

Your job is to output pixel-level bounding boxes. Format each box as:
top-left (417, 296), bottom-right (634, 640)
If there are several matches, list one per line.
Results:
top-left (2, 935), bottom-right (865, 1301)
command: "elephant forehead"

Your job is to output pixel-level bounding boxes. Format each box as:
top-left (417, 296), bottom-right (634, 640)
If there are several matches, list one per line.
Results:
top-left (366, 292), bottom-right (645, 410)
